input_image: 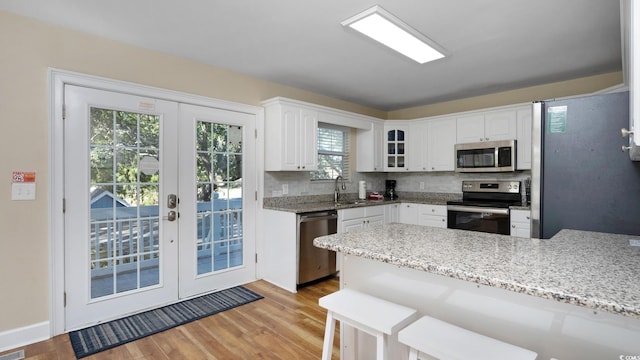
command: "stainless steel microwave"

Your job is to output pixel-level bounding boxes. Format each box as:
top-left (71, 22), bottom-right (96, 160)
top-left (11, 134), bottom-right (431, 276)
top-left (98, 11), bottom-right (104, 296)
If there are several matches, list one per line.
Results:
top-left (454, 140), bottom-right (516, 172)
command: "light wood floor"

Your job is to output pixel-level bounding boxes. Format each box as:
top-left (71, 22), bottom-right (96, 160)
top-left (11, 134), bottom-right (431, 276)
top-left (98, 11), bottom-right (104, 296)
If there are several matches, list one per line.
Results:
top-left (2, 277), bottom-right (340, 359)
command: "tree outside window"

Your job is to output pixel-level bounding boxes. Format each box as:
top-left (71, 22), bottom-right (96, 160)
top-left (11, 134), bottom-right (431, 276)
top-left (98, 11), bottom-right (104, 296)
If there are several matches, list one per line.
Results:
top-left (311, 125), bottom-right (350, 180)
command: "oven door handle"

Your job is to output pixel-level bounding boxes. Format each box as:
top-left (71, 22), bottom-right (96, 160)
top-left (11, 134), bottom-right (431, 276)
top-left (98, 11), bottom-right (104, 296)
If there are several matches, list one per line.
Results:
top-left (447, 205), bottom-right (509, 215)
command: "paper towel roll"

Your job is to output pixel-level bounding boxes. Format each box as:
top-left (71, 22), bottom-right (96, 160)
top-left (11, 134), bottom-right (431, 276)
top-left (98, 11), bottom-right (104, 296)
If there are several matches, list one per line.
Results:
top-left (358, 180), bottom-right (366, 200)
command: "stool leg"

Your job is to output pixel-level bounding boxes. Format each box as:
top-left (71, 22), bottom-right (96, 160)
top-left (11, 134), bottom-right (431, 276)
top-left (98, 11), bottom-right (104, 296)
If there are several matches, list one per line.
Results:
top-left (321, 311), bottom-right (336, 360)
top-left (408, 348), bottom-right (419, 360)
top-left (376, 333), bottom-right (387, 360)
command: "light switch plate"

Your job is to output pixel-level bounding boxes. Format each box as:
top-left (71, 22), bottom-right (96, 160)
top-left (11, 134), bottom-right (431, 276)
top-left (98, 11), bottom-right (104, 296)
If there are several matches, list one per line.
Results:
top-left (630, 239), bottom-right (640, 247)
top-left (12, 183), bottom-right (36, 200)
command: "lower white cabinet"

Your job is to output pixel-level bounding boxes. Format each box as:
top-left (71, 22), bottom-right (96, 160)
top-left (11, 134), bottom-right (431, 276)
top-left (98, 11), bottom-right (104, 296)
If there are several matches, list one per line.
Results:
top-left (510, 209), bottom-right (531, 238)
top-left (417, 204), bottom-right (447, 228)
top-left (339, 205), bottom-right (385, 233)
top-left (398, 203), bottom-right (447, 228)
top-left (398, 203), bottom-right (419, 225)
top-left (385, 203), bottom-right (400, 223)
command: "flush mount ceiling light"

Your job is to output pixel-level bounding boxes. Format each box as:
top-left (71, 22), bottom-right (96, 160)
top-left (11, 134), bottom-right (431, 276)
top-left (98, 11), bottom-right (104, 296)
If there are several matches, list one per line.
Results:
top-left (341, 5), bottom-right (446, 64)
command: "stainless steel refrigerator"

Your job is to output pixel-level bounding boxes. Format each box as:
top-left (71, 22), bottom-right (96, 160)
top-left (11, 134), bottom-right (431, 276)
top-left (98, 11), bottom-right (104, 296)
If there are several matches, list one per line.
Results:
top-left (531, 91), bottom-right (640, 239)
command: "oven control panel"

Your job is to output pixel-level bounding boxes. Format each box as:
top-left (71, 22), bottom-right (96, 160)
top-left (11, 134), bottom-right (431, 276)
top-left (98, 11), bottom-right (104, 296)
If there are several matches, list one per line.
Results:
top-left (462, 180), bottom-right (520, 193)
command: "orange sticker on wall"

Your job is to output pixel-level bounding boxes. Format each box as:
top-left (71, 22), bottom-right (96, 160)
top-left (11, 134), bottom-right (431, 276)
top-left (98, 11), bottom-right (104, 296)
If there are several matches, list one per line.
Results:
top-left (12, 171), bottom-right (36, 183)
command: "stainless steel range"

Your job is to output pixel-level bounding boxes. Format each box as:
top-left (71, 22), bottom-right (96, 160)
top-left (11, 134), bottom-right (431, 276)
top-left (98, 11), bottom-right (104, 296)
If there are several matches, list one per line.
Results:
top-left (447, 180), bottom-right (522, 235)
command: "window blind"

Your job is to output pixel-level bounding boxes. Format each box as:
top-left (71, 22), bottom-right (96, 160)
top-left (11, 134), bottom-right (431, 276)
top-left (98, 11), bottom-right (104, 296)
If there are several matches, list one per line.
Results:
top-left (311, 123), bottom-right (350, 180)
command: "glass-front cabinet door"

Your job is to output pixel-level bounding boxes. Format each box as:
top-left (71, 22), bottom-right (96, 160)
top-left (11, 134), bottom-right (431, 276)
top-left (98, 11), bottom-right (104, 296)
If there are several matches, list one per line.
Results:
top-left (384, 126), bottom-right (409, 171)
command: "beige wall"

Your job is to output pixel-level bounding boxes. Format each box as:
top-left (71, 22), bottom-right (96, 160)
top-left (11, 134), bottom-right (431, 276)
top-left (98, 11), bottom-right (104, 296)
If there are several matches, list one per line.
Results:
top-left (0, 11), bottom-right (386, 334)
top-left (388, 72), bottom-right (623, 119)
top-left (0, 9), bottom-right (623, 336)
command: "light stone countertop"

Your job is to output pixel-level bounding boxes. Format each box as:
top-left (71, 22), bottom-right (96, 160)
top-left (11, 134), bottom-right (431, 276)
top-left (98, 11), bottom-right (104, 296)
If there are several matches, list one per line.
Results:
top-left (314, 224), bottom-right (640, 319)
top-left (263, 192), bottom-right (461, 213)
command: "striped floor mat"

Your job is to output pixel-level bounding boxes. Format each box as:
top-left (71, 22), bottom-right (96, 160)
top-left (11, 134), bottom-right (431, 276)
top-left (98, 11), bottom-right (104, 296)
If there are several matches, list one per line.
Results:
top-left (69, 286), bottom-right (263, 358)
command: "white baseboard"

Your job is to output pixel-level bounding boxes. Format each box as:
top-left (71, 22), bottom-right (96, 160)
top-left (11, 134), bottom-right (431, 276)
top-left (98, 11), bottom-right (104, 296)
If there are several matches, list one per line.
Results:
top-left (0, 322), bottom-right (50, 353)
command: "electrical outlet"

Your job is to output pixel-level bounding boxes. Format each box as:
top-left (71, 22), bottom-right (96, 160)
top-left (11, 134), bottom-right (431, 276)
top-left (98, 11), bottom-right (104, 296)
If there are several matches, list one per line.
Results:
top-left (419, 182), bottom-right (425, 190)
top-left (282, 184), bottom-right (289, 195)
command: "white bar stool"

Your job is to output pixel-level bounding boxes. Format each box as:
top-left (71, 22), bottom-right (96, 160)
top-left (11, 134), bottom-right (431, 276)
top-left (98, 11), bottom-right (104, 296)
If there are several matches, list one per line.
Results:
top-left (398, 316), bottom-right (537, 360)
top-left (319, 289), bottom-right (418, 360)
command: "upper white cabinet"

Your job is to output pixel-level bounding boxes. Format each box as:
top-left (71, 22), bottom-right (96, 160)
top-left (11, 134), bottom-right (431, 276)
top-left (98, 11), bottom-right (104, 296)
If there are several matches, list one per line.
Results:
top-left (263, 101), bottom-right (318, 171)
top-left (427, 117), bottom-right (457, 171)
top-left (263, 97), bottom-right (377, 171)
top-left (409, 122), bottom-right (429, 171)
top-left (457, 110), bottom-right (517, 144)
top-left (357, 120), bottom-right (384, 172)
top-left (384, 118), bottom-right (456, 172)
top-left (384, 125), bottom-right (410, 171)
top-left (516, 106), bottom-right (532, 170)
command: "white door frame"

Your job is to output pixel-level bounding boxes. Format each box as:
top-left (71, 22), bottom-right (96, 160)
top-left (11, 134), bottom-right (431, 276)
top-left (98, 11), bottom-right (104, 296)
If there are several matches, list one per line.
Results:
top-left (49, 68), bottom-right (265, 336)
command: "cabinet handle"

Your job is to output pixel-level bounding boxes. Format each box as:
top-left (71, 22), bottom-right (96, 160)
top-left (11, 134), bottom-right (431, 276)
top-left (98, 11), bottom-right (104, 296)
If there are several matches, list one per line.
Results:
top-left (297, 166), bottom-right (301, 169)
top-left (432, 209), bottom-right (435, 212)
top-left (526, 216), bottom-right (530, 220)
top-left (512, 225), bottom-right (516, 228)
top-left (441, 218), bottom-right (445, 222)
top-left (485, 137), bottom-right (489, 141)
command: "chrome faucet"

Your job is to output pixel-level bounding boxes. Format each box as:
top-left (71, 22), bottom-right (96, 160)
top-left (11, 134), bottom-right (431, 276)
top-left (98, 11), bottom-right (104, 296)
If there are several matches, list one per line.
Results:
top-left (334, 175), bottom-right (346, 203)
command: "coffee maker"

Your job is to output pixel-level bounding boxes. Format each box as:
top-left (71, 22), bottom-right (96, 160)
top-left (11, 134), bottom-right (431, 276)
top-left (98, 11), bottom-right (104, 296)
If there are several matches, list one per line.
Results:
top-left (385, 180), bottom-right (398, 200)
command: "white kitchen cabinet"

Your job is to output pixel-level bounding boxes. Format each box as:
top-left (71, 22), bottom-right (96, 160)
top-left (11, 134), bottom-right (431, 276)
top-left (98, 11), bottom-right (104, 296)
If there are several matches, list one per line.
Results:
top-left (384, 125), bottom-right (410, 171)
top-left (339, 205), bottom-right (385, 233)
top-left (516, 106), bottom-right (532, 170)
top-left (398, 203), bottom-right (419, 225)
top-left (427, 117), bottom-right (457, 171)
top-left (417, 204), bottom-right (447, 228)
top-left (409, 122), bottom-right (429, 171)
top-left (356, 120), bottom-right (384, 172)
top-left (510, 209), bottom-right (531, 238)
top-left (262, 209), bottom-right (298, 293)
top-left (385, 203), bottom-right (400, 223)
top-left (263, 101), bottom-right (318, 171)
top-left (456, 110), bottom-right (517, 144)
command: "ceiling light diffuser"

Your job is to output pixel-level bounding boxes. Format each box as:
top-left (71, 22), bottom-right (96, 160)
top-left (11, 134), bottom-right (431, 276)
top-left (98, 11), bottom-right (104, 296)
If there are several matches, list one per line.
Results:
top-left (341, 5), bottom-right (446, 64)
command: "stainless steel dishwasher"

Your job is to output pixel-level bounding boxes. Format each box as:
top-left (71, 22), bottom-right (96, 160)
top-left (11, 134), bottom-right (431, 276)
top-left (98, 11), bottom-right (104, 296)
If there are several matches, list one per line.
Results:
top-left (297, 210), bottom-right (338, 285)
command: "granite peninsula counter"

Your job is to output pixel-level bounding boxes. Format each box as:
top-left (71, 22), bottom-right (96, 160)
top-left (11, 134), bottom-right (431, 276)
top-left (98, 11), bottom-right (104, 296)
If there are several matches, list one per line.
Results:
top-left (314, 224), bottom-right (640, 359)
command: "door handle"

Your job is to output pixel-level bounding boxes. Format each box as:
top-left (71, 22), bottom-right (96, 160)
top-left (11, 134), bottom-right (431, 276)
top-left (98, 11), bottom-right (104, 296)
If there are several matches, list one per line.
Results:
top-left (165, 211), bottom-right (177, 222)
top-left (167, 194), bottom-right (177, 209)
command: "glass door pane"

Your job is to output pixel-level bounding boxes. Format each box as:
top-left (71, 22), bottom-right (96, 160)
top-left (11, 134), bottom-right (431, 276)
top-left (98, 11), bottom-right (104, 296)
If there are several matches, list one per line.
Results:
top-left (195, 122), bottom-right (243, 275)
top-left (89, 108), bottom-right (161, 298)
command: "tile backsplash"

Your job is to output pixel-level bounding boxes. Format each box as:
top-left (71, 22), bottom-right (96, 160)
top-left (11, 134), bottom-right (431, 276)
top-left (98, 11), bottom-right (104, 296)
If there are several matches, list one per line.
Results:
top-left (264, 170), bottom-right (531, 198)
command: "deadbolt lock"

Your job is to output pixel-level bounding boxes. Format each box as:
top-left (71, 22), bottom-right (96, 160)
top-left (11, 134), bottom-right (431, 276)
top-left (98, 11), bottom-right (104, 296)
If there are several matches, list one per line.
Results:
top-left (167, 194), bottom-right (177, 209)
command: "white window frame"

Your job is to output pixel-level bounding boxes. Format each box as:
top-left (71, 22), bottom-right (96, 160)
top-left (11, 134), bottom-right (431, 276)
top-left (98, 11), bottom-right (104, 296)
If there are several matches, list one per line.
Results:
top-left (311, 123), bottom-right (351, 181)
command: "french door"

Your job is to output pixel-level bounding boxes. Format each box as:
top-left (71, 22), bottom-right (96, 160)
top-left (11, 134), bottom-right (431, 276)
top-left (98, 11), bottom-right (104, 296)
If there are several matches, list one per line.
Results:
top-left (64, 85), bottom-right (256, 330)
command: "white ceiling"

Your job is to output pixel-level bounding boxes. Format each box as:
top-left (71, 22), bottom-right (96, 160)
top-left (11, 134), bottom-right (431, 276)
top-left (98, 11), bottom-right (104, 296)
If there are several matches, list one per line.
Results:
top-left (0, 0), bottom-right (623, 111)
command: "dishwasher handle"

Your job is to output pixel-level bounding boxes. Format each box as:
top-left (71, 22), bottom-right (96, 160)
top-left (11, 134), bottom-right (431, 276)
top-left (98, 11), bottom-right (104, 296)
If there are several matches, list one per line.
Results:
top-left (299, 212), bottom-right (338, 223)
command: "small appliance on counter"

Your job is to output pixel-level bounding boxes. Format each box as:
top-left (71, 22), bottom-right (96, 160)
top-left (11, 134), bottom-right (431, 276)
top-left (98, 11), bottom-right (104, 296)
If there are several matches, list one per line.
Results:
top-left (385, 179), bottom-right (398, 200)
top-left (358, 180), bottom-right (367, 200)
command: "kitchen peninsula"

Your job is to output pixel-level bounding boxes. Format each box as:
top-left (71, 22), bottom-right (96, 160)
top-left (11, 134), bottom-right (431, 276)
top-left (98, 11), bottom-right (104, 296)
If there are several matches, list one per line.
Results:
top-left (314, 224), bottom-right (640, 359)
